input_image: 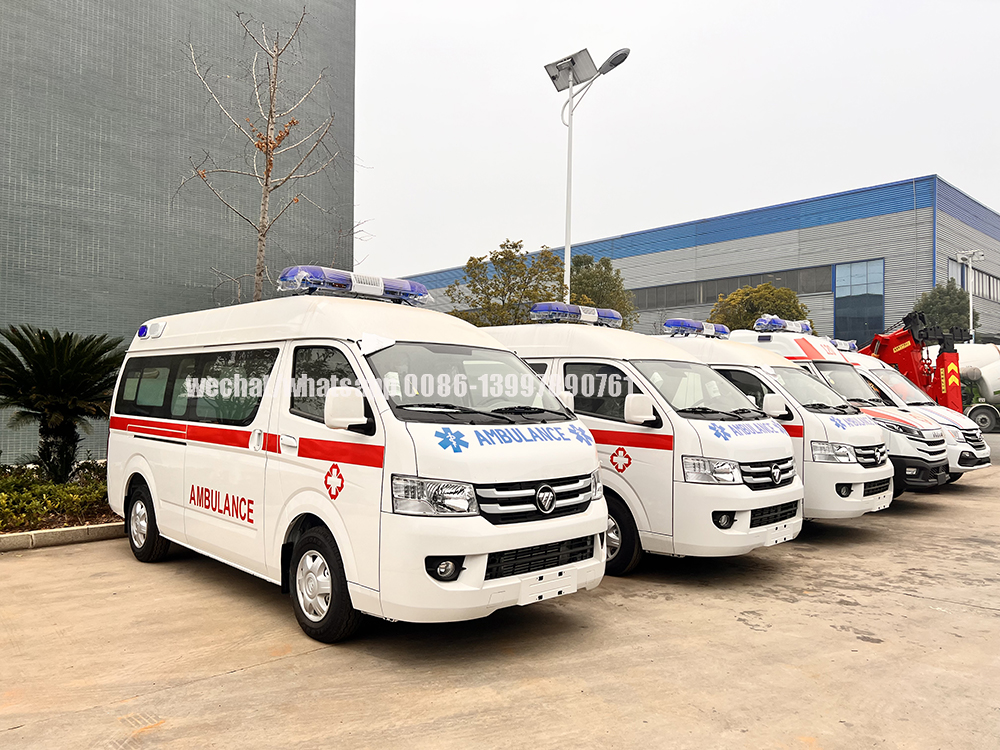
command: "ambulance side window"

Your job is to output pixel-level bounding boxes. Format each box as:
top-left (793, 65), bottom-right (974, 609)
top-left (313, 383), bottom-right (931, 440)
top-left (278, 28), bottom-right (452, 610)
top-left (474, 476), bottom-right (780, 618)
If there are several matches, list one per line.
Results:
top-left (563, 362), bottom-right (634, 422)
top-left (291, 347), bottom-right (374, 435)
top-left (115, 357), bottom-right (173, 417)
top-left (528, 362), bottom-right (548, 376)
top-left (716, 369), bottom-right (773, 409)
top-left (863, 375), bottom-right (893, 403)
top-left (193, 348), bottom-right (279, 426)
top-left (170, 358), bottom-right (198, 418)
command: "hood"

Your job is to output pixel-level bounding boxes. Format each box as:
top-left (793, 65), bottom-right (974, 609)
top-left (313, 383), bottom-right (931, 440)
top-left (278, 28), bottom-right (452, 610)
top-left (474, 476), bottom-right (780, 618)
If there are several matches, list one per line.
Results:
top-left (405, 420), bottom-right (599, 484)
top-left (909, 405), bottom-right (978, 430)
top-left (688, 418), bottom-right (794, 461)
top-left (860, 405), bottom-right (941, 432)
top-left (815, 413), bottom-right (884, 445)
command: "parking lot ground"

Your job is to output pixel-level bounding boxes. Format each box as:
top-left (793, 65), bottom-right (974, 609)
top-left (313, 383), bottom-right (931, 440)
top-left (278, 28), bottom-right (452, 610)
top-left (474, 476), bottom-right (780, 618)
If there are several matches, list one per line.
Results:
top-left (2, 466), bottom-right (999, 750)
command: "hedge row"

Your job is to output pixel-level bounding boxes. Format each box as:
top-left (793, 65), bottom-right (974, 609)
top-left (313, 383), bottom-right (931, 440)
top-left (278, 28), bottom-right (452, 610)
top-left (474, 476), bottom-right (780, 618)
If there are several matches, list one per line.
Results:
top-left (0, 462), bottom-right (112, 533)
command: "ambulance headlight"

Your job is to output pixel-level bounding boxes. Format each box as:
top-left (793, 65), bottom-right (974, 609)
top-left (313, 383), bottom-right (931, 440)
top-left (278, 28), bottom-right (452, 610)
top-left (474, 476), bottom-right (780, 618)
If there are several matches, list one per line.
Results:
top-left (682, 456), bottom-right (742, 484)
top-left (943, 427), bottom-right (964, 444)
top-left (391, 476), bottom-right (478, 516)
top-left (590, 469), bottom-right (604, 500)
top-left (811, 441), bottom-right (857, 463)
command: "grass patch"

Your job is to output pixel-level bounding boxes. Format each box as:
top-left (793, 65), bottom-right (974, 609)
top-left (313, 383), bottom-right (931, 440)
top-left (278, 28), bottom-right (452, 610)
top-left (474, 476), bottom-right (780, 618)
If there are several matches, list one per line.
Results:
top-left (0, 461), bottom-right (117, 533)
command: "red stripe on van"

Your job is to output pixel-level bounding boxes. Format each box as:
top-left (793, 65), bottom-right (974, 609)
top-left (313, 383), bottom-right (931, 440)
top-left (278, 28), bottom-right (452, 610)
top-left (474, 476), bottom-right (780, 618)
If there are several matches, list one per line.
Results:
top-left (590, 430), bottom-right (673, 451)
top-left (186, 424), bottom-right (251, 449)
top-left (794, 338), bottom-right (824, 360)
top-left (110, 416), bottom-right (187, 439)
top-left (263, 432), bottom-right (280, 454)
top-left (782, 424), bottom-right (804, 438)
top-left (298, 437), bottom-right (385, 468)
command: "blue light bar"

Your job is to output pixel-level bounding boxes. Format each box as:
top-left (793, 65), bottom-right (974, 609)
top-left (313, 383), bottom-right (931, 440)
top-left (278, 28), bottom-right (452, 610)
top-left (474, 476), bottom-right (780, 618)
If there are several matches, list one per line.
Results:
top-left (753, 315), bottom-right (812, 334)
top-left (830, 338), bottom-right (858, 352)
top-left (663, 318), bottom-right (730, 339)
top-left (277, 266), bottom-right (432, 305)
top-left (529, 301), bottom-right (623, 328)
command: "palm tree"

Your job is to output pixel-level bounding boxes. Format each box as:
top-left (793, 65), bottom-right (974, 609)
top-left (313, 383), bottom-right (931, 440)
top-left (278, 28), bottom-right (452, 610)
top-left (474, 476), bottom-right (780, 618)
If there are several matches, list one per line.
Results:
top-left (0, 326), bottom-right (124, 483)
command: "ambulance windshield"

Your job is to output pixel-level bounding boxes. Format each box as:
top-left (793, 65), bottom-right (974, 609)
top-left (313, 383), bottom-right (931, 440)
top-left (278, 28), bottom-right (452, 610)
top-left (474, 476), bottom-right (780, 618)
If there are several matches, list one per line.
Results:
top-left (632, 360), bottom-right (769, 421)
top-left (770, 366), bottom-right (858, 413)
top-left (367, 342), bottom-right (571, 425)
top-left (870, 368), bottom-right (937, 406)
top-left (813, 361), bottom-right (889, 406)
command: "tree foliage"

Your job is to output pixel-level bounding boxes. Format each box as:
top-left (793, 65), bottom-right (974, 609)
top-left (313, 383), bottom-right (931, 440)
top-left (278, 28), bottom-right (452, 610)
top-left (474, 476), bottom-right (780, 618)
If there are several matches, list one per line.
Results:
top-left (0, 327), bottom-right (124, 483)
top-left (446, 240), bottom-right (565, 326)
top-left (912, 278), bottom-right (979, 331)
top-left (569, 255), bottom-right (638, 330)
top-left (708, 283), bottom-right (813, 333)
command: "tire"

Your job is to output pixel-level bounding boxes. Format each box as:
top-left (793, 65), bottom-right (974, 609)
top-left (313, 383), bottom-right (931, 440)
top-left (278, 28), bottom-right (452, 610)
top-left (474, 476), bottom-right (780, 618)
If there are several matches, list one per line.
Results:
top-left (126, 484), bottom-right (171, 563)
top-left (604, 494), bottom-right (642, 577)
top-left (947, 472), bottom-right (963, 484)
top-left (892, 482), bottom-right (905, 499)
top-left (969, 407), bottom-right (997, 434)
top-left (289, 527), bottom-right (362, 643)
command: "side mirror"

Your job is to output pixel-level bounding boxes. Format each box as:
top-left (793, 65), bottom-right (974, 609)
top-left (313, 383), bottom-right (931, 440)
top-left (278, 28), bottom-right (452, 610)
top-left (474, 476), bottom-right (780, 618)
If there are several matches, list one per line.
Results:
top-left (557, 390), bottom-right (575, 413)
top-left (624, 393), bottom-right (655, 425)
top-left (762, 393), bottom-right (791, 419)
top-left (324, 387), bottom-right (367, 430)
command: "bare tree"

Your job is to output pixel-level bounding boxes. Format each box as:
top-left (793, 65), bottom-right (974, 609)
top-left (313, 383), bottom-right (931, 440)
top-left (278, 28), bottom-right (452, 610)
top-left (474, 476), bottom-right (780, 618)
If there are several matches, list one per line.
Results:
top-left (181, 7), bottom-right (339, 302)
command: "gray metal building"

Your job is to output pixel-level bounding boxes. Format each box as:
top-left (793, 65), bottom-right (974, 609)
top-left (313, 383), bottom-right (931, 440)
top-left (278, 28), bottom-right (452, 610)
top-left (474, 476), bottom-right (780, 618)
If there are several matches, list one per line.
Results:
top-left (408, 175), bottom-right (1000, 343)
top-left (0, 0), bottom-right (356, 461)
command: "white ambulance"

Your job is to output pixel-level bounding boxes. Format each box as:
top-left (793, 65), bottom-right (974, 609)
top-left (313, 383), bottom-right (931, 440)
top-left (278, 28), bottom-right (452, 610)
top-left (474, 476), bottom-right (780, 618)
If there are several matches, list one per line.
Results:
top-left (659, 319), bottom-right (893, 518)
top-left (842, 349), bottom-right (991, 482)
top-left (487, 303), bottom-right (803, 575)
top-left (107, 267), bottom-right (606, 643)
top-left (730, 317), bottom-right (949, 495)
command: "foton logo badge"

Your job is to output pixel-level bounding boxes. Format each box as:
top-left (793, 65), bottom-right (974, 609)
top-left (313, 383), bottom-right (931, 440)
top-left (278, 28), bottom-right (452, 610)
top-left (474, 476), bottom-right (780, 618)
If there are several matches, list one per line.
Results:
top-left (535, 485), bottom-right (556, 514)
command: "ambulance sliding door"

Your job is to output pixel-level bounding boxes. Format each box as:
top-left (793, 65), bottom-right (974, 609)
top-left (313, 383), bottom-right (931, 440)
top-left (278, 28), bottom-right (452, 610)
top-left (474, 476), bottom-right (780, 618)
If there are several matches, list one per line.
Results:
top-left (181, 346), bottom-right (280, 576)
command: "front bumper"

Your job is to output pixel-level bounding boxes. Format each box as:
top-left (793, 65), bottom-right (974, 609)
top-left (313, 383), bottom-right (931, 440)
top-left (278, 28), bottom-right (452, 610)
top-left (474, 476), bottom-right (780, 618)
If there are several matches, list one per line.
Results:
top-left (801, 460), bottom-right (894, 519)
top-left (376, 499), bottom-right (607, 623)
top-left (946, 442), bottom-right (992, 473)
top-left (671, 480), bottom-right (803, 557)
top-left (891, 454), bottom-right (949, 490)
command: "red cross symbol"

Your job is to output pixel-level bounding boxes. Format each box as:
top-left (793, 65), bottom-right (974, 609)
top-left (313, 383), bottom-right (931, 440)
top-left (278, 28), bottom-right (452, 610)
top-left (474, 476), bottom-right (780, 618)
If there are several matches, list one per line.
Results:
top-left (324, 463), bottom-right (345, 500)
top-left (610, 447), bottom-right (632, 473)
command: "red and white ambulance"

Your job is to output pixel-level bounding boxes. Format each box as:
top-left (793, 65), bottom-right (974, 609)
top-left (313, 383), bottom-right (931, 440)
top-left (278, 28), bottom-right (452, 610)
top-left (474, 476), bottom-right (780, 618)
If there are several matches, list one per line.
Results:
top-left (730, 317), bottom-right (948, 495)
top-left (488, 303), bottom-right (803, 575)
top-left (660, 319), bottom-right (893, 518)
top-left (107, 267), bottom-right (606, 642)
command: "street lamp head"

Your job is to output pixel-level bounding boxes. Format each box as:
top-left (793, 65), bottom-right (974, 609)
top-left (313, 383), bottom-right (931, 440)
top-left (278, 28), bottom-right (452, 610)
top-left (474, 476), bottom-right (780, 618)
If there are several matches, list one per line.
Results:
top-left (598, 48), bottom-right (630, 75)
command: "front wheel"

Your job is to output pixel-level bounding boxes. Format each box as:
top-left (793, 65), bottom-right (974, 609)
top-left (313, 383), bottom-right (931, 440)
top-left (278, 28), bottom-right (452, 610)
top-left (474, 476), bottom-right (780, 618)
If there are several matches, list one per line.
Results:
top-left (290, 527), bottom-right (362, 643)
top-left (127, 485), bottom-right (171, 563)
top-left (947, 472), bottom-right (963, 484)
top-left (604, 495), bottom-right (642, 576)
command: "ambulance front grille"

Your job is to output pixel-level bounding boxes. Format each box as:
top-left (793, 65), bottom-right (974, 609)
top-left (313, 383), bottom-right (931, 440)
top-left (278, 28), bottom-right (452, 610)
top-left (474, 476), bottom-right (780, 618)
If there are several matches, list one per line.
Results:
top-left (863, 478), bottom-right (892, 497)
top-left (855, 444), bottom-right (888, 468)
top-left (484, 535), bottom-right (594, 580)
top-left (748, 501), bottom-right (799, 529)
top-left (962, 429), bottom-right (986, 451)
top-left (475, 474), bottom-right (593, 525)
top-left (738, 457), bottom-right (795, 491)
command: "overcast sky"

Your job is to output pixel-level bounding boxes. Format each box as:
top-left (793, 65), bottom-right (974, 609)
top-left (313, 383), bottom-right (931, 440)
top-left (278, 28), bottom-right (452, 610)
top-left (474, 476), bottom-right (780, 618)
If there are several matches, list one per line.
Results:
top-left (353, 0), bottom-right (1000, 280)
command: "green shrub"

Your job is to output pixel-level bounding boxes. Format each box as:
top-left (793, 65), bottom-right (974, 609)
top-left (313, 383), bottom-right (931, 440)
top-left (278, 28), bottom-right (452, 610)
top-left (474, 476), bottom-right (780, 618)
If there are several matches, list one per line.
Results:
top-left (0, 464), bottom-right (111, 532)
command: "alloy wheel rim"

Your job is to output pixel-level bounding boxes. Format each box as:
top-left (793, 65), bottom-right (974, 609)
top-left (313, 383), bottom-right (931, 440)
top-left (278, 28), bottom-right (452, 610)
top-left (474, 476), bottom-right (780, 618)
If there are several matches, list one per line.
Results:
top-left (130, 500), bottom-right (148, 548)
top-left (296, 550), bottom-right (333, 622)
top-left (606, 514), bottom-right (622, 561)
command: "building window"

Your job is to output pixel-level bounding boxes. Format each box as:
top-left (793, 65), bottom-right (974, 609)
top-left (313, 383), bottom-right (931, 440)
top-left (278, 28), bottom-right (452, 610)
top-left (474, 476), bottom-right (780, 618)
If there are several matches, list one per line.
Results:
top-left (631, 265), bottom-right (831, 311)
top-left (834, 259), bottom-right (884, 346)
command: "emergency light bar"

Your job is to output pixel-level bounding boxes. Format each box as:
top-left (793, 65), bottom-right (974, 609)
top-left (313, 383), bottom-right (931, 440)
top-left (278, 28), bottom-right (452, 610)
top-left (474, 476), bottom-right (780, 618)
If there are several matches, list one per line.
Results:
top-left (663, 318), bottom-right (730, 338)
top-left (830, 338), bottom-right (858, 352)
top-left (277, 266), bottom-right (433, 305)
top-left (753, 315), bottom-right (812, 334)
top-left (530, 301), bottom-right (623, 328)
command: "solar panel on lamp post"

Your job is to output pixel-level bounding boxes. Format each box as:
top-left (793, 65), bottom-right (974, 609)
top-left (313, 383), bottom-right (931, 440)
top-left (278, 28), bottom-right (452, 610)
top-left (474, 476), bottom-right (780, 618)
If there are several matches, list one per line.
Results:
top-left (544, 48), bottom-right (629, 303)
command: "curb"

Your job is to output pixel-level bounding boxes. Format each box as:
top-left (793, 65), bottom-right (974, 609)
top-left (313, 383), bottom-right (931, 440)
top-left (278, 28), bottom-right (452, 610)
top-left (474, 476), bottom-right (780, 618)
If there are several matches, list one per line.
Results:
top-left (0, 522), bottom-right (125, 552)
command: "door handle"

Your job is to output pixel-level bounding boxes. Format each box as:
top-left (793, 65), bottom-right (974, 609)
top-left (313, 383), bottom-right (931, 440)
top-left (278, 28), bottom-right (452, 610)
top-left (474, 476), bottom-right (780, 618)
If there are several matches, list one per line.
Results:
top-left (280, 435), bottom-right (298, 451)
top-left (250, 429), bottom-right (264, 451)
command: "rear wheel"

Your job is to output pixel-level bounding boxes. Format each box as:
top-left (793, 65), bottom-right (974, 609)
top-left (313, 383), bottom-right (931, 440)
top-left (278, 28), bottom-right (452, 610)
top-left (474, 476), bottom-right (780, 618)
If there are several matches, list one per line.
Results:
top-left (604, 495), bottom-right (642, 576)
top-left (969, 407), bottom-right (998, 433)
top-left (126, 484), bottom-right (171, 563)
top-left (290, 527), bottom-right (362, 643)
top-left (947, 472), bottom-right (963, 484)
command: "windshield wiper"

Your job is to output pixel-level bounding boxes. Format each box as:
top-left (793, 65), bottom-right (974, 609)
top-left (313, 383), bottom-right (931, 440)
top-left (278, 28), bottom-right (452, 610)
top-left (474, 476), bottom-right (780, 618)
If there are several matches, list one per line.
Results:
top-left (847, 397), bottom-right (882, 406)
top-left (907, 400), bottom-right (937, 407)
top-left (800, 402), bottom-right (851, 412)
top-left (397, 402), bottom-right (516, 423)
top-left (731, 407), bottom-right (767, 418)
top-left (675, 406), bottom-right (741, 419)
top-left (491, 405), bottom-right (568, 419)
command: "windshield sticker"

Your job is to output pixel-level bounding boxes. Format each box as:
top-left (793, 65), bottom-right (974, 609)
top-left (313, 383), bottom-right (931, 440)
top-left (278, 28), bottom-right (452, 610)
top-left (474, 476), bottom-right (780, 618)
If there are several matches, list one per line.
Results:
top-left (435, 427), bottom-right (470, 453)
top-left (324, 463), bottom-right (345, 500)
top-left (829, 415), bottom-right (876, 430)
top-left (610, 447), bottom-right (632, 473)
top-left (709, 421), bottom-right (785, 441)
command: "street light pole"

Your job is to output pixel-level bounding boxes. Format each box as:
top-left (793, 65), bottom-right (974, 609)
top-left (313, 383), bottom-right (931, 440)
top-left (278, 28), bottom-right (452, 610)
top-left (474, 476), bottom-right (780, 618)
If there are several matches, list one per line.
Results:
top-left (544, 48), bottom-right (629, 304)
top-left (958, 250), bottom-right (985, 342)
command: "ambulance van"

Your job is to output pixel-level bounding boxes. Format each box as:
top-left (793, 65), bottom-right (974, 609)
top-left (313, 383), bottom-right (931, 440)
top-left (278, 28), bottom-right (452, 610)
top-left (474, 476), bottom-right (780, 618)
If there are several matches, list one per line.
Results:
top-left (730, 317), bottom-right (949, 495)
top-left (842, 349), bottom-right (991, 482)
top-left (658, 319), bottom-right (893, 518)
top-left (487, 303), bottom-right (803, 576)
top-left (107, 267), bottom-right (607, 643)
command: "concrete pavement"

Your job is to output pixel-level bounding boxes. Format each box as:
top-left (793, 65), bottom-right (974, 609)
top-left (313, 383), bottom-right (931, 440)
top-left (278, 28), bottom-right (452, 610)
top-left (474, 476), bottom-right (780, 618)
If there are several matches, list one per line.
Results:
top-left (2, 465), bottom-right (998, 749)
